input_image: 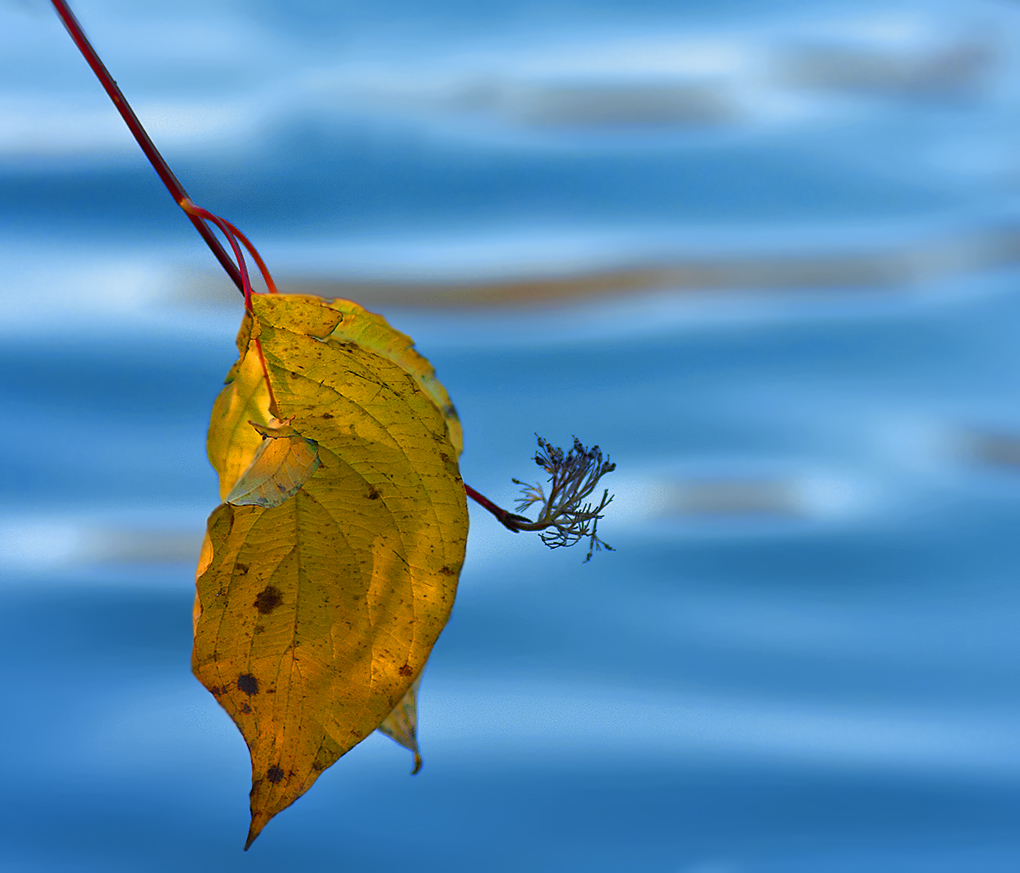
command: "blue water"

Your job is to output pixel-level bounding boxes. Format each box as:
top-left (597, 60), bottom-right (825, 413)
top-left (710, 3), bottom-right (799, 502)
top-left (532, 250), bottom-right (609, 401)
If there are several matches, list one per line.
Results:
top-left (3, 0), bottom-right (1020, 870)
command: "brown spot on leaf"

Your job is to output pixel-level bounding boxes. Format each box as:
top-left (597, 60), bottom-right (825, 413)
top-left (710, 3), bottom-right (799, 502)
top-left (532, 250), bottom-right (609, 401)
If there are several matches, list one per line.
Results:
top-left (368, 487), bottom-right (381, 500)
top-left (322, 412), bottom-right (333, 419)
top-left (439, 565), bottom-right (456, 576)
top-left (440, 452), bottom-right (450, 463)
top-left (254, 586), bottom-right (283, 615)
top-left (238, 674), bottom-right (259, 696)
top-left (398, 663), bottom-right (413, 677)
top-left (266, 766), bottom-right (285, 784)
top-left (235, 563), bottom-right (249, 576)
top-left (241, 703), bottom-right (252, 714)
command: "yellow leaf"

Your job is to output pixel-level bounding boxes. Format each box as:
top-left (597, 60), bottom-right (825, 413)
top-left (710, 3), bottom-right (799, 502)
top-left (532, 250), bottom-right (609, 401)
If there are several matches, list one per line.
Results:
top-left (224, 420), bottom-right (321, 507)
top-left (207, 314), bottom-right (273, 502)
top-left (193, 294), bottom-right (467, 848)
top-left (207, 297), bottom-right (462, 502)
top-left (322, 299), bottom-right (464, 457)
top-left (376, 674), bottom-right (424, 774)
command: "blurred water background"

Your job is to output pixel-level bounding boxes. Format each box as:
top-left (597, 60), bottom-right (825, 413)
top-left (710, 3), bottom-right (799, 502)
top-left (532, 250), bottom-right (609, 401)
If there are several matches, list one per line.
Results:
top-left (3, 0), bottom-right (1020, 869)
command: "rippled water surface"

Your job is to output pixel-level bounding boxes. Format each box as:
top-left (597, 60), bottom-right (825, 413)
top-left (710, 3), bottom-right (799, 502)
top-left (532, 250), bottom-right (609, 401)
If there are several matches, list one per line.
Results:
top-left (3, 0), bottom-right (1020, 870)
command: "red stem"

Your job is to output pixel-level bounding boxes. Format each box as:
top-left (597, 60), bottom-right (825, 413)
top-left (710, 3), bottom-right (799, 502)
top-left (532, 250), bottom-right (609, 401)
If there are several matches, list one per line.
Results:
top-left (49, 0), bottom-right (244, 294)
top-left (464, 484), bottom-right (524, 532)
top-left (223, 221), bottom-right (280, 295)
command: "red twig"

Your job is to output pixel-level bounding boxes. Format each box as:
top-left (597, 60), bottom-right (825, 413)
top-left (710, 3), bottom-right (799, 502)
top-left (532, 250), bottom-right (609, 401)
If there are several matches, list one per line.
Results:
top-left (464, 484), bottom-right (530, 532)
top-left (49, 0), bottom-right (244, 294)
top-left (178, 200), bottom-right (280, 416)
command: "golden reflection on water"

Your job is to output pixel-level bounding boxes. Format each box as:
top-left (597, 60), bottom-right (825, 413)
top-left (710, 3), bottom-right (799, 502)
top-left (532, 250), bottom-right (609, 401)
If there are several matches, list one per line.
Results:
top-left (178, 223), bottom-right (1020, 311)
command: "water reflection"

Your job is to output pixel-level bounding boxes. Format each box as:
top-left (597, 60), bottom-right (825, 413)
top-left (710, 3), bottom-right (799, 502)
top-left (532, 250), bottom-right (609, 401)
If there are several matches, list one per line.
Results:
top-left (211, 224), bottom-right (1020, 309)
top-left (3, 0), bottom-right (1020, 870)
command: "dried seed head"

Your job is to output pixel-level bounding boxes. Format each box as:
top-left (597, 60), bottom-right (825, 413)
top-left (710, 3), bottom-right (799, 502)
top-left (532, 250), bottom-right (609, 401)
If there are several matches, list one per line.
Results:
top-left (512, 435), bottom-right (616, 562)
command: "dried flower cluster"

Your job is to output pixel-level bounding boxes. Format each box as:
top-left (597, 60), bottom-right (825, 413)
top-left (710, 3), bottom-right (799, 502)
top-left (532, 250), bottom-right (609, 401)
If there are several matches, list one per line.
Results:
top-left (512, 435), bottom-right (616, 562)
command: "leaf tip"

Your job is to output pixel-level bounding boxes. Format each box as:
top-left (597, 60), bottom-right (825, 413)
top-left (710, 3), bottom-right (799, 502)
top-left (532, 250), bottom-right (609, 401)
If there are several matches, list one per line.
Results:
top-left (244, 815), bottom-right (267, 851)
top-left (411, 752), bottom-right (423, 775)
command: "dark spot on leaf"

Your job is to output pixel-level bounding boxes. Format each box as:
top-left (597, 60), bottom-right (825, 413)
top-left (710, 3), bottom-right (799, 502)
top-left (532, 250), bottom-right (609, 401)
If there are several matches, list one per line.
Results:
top-left (241, 703), bottom-right (252, 714)
top-left (398, 663), bottom-right (413, 677)
top-left (254, 586), bottom-right (283, 614)
top-left (266, 766), bottom-right (285, 783)
top-left (238, 674), bottom-right (259, 696)
top-left (312, 761), bottom-right (326, 772)
top-left (440, 452), bottom-right (450, 463)
top-left (235, 563), bottom-right (249, 576)
top-left (368, 487), bottom-right (380, 500)
top-left (322, 412), bottom-right (333, 419)
top-left (439, 565), bottom-right (456, 576)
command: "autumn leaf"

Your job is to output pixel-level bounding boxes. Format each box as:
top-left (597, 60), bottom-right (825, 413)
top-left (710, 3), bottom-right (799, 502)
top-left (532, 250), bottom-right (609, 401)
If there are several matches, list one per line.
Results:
top-left (204, 296), bottom-right (460, 765)
top-left (193, 293), bottom-right (467, 848)
top-left (376, 675), bottom-right (424, 774)
top-left (223, 420), bottom-right (321, 507)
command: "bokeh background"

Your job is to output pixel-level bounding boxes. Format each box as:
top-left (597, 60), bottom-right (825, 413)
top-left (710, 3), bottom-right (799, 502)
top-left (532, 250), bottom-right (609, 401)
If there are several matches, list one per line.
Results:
top-left (3, 0), bottom-right (1020, 870)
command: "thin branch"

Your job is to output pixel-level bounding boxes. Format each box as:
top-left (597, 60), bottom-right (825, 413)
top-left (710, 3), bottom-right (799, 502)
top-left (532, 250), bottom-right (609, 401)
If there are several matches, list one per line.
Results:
top-left (464, 484), bottom-right (530, 532)
top-left (49, 0), bottom-right (244, 294)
